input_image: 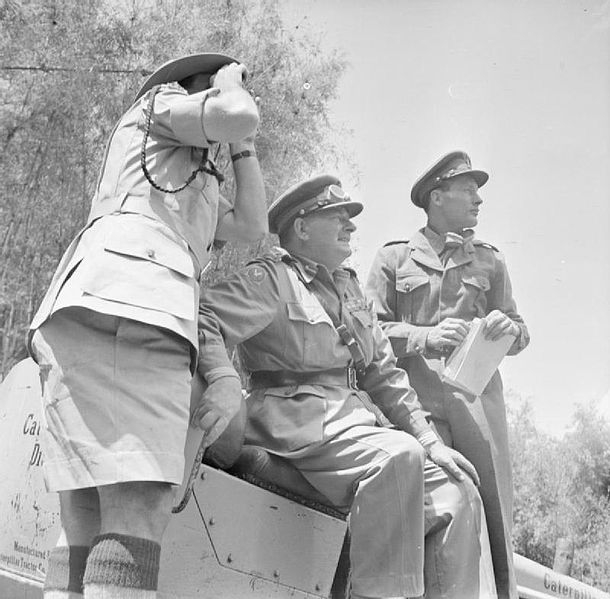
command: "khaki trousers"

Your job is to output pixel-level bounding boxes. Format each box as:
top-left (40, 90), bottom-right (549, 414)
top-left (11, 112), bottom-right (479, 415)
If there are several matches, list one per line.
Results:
top-left (431, 378), bottom-right (515, 599)
top-left (278, 425), bottom-right (497, 599)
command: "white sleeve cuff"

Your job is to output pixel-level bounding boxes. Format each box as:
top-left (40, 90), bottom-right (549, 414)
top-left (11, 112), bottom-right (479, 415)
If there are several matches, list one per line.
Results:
top-left (417, 430), bottom-right (440, 449)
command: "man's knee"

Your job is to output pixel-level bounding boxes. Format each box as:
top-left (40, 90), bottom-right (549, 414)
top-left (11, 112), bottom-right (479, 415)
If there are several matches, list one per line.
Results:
top-left (381, 430), bottom-right (427, 467)
top-left (424, 470), bottom-right (483, 534)
top-left (452, 474), bottom-right (484, 520)
top-left (60, 487), bottom-right (100, 518)
top-left (98, 481), bottom-right (174, 541)
top-left (59, 488), bottom-right (101, 545)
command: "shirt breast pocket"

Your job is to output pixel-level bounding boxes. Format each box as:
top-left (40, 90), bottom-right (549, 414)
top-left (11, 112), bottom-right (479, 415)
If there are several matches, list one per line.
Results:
top-left (395, 269), bottom-right (430, 322)
top-left (80, 229), bottom-right (197, 320)
top-left (460, 273), bottom-right (490, 315)
top-left (286, 299), bottom-right (334, 364)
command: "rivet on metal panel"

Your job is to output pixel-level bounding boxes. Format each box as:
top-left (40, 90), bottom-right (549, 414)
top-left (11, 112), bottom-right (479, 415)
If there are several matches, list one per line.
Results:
top-left (227, 554), bottom-right (233, 563)
top-left (200, 472), bottom-right (206, 480)
top-left (208, 518), bottom-right (215, 526)
top-left (273, 570), bottom-right (280, 578)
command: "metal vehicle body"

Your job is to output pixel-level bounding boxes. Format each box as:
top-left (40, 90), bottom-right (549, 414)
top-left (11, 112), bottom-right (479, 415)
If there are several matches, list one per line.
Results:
top-left (1, 359), bottom-right (608, 599)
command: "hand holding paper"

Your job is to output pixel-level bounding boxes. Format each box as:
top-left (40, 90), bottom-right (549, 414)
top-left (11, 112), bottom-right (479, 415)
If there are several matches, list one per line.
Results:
top-left (442, 317), bottom-right (517, 396)
top-left (426, 317), bottom-right (470, 351)
top-left (484, 309), bottom-right (520, 341)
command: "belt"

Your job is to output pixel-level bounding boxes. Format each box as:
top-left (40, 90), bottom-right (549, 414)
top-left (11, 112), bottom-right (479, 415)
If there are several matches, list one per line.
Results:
top-left (249, 367), bottom-right (359, 390)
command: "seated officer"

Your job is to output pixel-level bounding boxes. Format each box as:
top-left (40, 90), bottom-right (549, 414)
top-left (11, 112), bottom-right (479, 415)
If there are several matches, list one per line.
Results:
top-left (196, 175), bottom-right (498, 599)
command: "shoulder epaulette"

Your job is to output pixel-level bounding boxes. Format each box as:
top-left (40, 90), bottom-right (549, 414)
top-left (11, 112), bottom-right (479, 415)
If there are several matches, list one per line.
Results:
top-left (472, 240), bottom-right (499, 252)
top-left (383, 240), bottom-right (410, 248)
top-left (245, 255), bottom-right (265, 267)
top-left (246, 246), bottom-right (288, 266)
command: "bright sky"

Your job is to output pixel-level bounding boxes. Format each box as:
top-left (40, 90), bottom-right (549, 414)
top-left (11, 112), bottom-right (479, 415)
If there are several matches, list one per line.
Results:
top-left (283, 0), bottom-right (610, 434)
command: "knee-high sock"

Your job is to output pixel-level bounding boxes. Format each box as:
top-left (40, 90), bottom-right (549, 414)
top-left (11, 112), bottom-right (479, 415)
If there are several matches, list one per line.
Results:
top-left (83, 533), bottom-right (160, 599)
top-left (44, 545), bottom-right (89, 598)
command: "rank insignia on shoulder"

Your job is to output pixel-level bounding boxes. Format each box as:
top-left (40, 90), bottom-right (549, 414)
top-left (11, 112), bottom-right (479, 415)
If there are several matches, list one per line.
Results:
top-left (383, 240), bottom-right (409, 247)
top-left (247, 247), bottom-right (287, 266)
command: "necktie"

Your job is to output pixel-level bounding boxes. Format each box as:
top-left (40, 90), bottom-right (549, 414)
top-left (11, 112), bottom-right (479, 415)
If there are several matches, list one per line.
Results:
top-left (444, 231), bottom-right (465, 249)
top-left (440, 232), bottom-right (465, 265)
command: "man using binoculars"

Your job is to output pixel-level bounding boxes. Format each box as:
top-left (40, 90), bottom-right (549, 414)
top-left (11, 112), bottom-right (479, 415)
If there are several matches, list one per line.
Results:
top-left (29, 52), bottom-right (267, 599)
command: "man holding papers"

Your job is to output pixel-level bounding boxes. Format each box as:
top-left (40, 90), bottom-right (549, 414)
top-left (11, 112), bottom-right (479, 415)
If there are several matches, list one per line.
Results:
top-left (366, 151), bottom-right (529, 599)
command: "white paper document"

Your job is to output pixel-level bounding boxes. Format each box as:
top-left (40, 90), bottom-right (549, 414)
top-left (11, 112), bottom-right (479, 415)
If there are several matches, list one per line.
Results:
top-left (442, 318), bottom-right (516, 396)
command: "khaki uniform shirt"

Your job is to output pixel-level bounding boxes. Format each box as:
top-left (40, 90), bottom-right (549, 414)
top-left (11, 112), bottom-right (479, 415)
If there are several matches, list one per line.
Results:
top-left (30, 83), bottom-right (230, 357)
top-left (198, 249), bottom-right (436, 453)
top-left (367, 227), bottom-right (528, 599)
top-left (366, 227), bottom-right (529, 409)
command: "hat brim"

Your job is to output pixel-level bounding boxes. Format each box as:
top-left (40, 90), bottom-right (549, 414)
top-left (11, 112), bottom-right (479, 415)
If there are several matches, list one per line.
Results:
top-left (468, 169), bottom-right (489, 188)
top-left (314, 201), bottom-right (364, 220)
top-left (135, 53), bottom-right (238, 100)
top-left (411, 168), bottom-right (489, 207)
top-left (269, 200), bottom-right (363, 235)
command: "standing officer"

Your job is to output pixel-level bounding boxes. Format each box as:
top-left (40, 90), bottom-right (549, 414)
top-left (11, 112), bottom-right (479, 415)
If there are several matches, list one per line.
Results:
top-left (366, 151), bottom-right (529, 599)
top-left (29, 53), bottom-right (267, 599)
top-left (197, 174), bottom-right (498, 599)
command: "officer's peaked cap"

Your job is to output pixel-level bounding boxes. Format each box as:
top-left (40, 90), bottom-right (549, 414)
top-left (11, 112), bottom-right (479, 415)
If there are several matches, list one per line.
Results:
top-left (268, 174), bottom-right (363, 235)
top-left (135, 52), bottom-right (238, 101)
top-left (411, 151), bottom-right (489, 208)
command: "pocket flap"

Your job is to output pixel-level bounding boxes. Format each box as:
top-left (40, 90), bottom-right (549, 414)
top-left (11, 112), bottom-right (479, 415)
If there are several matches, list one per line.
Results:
top-left (104, 226), bottom-right (195, 278)
top-left (286, 300), bottom-right (332, 326)
top-left (395, 272), bottom-right (430, 293)
top-left (264, 384), bottom-right (328, 399)
top-left (80, 250), bottom-right (197, 320)
top-left (247, 386), bottom-right (326, 453)
top-left (462, 275), bottom-right (490, 291)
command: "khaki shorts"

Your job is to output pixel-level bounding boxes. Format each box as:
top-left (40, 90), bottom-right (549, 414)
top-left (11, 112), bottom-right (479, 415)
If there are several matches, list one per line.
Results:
top-left (31, 307), bottom-right (192, 491)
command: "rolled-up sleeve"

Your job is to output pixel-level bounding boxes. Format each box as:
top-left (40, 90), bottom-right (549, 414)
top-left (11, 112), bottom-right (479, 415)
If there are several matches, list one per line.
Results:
top-left (147, 84), bottom-right (214, 147)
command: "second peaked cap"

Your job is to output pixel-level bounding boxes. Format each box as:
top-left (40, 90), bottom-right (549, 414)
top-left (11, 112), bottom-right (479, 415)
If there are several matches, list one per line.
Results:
top-left (411, 151), bottom-right (489, 207)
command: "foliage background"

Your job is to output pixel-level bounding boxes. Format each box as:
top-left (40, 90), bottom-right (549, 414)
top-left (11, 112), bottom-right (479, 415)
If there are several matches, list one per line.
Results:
top-left (0, 0), bottom-right (347, 373)
top-left (508, 395), bottom-right (610, 590)
top-left (1, 0), bottom-right (608, 591)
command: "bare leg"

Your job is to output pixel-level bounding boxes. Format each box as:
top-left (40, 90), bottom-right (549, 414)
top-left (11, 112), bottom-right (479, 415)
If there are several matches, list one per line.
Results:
top-left (97, 481), bottom-right (174, 541)
top-left (58, 488), bottom-right (102, 546)
top-left (44, 488), bottom-right (100, 598)
top-left (82, 481), bottom-right (174, 598)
